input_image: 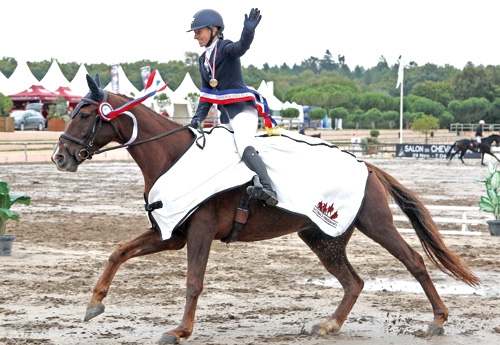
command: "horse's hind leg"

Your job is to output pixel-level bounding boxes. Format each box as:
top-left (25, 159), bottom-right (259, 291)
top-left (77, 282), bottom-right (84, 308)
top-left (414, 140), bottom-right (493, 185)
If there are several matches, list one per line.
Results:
top-left (355, 174), bottom-right (448, 334)
top-left (298, 226), bottom-right (361, 335)
top-left (85, 229), bottom-right (186, 322)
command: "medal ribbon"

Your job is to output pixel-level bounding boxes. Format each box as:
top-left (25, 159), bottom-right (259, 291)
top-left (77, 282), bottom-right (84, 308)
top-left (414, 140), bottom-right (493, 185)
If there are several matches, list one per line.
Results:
top-left (205, 46), bottom-right (218, 85)
top-left (97, 72), bottom-right (168, 122)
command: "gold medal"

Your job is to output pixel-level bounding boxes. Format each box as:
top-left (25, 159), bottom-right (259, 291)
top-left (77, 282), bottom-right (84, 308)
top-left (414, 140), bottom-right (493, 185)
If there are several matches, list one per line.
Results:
top-left (209, 78), bottom-right (218, 87)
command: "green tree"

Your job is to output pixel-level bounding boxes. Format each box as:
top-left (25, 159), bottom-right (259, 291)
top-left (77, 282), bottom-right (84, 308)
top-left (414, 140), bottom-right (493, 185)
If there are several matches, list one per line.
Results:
top-left (438, 111), bottom-right (454, 129)
top-left (329, 107), bottom-right (349, 122)
top-left (453, 63), bottom-right (496, 101)
top-left (411, 114), bottom-right (440, 144)
top-left (411, 80), bottom-right (454, 107)
top-left (348, 109), bottom-right (364, 130)
top-left (448, 97), bottom-right (490, 123)
top-left (308, 108), bottom-right (327, 120)
top-left (382, 110), bottom-right (399, 129)
top-left (281, 107), bottom-right (299, 118)
top-left (403, 111), bottom-right (422, 129)
top-left (364, 108), bottom-right (383, 129)
top-left (407, 96), bottom-right (445, 117)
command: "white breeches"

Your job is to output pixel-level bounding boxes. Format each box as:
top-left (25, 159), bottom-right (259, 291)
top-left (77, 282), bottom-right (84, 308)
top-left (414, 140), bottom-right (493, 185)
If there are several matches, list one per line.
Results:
top-left (221, 107), bottom-right (259, 157)
top-left (477, 136), bottom-right (482, 143)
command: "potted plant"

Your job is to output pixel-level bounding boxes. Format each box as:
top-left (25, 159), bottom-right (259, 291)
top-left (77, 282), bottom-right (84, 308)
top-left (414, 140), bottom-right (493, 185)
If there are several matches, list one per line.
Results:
top-left (361, 130), bottom-right (380, 155)
top-left (0, 92), bottom-right (15, 132)
top-left (47, 96), bottom-right (71, 131)
top-left (477, 162), bottom-right (500, 236)
top-left (0, 179), bottom-right (31, 255)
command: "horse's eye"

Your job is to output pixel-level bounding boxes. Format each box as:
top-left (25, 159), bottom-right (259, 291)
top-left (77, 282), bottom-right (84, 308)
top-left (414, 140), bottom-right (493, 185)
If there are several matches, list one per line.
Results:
top-left (80, 112), bottom-right (91, 120)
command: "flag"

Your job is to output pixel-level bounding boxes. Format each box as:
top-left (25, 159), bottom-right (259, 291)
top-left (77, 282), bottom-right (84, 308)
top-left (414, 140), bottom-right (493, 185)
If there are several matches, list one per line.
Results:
top-left (110, 64), bottom-right (120, 93)
top-left (396, 57), bottom-right (404, 89)
top-left (140, 66), bottom-right (151, 89)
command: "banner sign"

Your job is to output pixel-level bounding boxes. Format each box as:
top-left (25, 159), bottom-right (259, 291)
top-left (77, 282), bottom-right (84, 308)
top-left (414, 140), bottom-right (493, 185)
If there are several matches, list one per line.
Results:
top-left (140, 66), bottom-right (151, 89)
top-left (396, 144), bottom-right (480, 159)
top-left (110, 64), bottom-right (120, 93)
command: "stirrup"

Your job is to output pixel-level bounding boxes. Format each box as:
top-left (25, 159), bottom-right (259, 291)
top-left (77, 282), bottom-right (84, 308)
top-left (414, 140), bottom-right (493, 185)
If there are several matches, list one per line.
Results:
top-left (246, 183), bottom-right (278, 206)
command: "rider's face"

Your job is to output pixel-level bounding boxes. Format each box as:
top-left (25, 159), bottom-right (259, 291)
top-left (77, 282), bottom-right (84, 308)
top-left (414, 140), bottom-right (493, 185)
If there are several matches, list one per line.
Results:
top-left (194, 27), bottom-right (215, 47)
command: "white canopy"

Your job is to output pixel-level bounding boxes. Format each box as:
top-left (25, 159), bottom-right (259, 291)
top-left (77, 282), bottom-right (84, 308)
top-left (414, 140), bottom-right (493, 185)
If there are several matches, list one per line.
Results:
top-left (69, 63), bottom-right (92, 96)
top-left (40, 60), bottom-right (70, 92)
top-left (257, 80), bottom-right (284, 112)
top-left (3, 60), bottom-right (40, 95)
top-left (172, 72), bottom-right (200, 104)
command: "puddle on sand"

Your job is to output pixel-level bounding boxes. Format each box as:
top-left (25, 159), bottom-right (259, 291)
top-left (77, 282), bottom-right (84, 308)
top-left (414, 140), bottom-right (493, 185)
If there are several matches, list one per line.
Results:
top-left (298, 270), bottom-right (500, 297)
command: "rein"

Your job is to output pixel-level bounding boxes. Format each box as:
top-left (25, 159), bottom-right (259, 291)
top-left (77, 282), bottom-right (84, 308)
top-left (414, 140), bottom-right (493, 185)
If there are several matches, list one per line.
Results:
top-left (59, 87), bottom-right (206, 160)
top-left (60, 114), bottom-right (194, 160)
top-left (93, 122), bottom-right (193, 155)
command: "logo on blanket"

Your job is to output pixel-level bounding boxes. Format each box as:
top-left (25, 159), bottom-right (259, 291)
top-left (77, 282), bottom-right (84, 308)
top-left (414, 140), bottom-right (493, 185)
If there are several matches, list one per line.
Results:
top-left (312, 201), bottom-right (339, 228)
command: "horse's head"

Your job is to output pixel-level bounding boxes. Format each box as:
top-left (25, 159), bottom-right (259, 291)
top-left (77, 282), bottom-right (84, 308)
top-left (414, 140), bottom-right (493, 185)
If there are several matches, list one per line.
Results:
top-left (52, 74), bottom-right (129, 172)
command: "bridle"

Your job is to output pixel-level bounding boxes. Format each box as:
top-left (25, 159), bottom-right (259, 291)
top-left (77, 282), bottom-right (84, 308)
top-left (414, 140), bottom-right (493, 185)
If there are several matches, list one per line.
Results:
top-left (58, 98), bottom-right (198, 161)
top-left (59, 113), bottom-right (120, 161)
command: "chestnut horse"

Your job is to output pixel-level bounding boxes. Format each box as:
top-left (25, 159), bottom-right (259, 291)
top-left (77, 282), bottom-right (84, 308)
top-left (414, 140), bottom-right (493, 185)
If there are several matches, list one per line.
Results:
top-left (446, 134), bottom-right (500, 165)
top-left (52, 75), bottom-right (479, 344)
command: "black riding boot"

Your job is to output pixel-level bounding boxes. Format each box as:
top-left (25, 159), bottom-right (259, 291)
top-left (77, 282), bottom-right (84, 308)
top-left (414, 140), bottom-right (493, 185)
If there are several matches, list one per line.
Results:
top-left (242, 146), bottom-right (278, 206)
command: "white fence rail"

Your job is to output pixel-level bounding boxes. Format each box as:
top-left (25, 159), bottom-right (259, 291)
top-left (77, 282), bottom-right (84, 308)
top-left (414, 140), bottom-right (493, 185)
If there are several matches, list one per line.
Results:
top-left (390, 204), bottom-right (486, 236)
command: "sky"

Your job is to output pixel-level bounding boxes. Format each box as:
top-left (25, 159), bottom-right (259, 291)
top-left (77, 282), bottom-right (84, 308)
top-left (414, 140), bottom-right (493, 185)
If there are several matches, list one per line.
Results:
top-left (2, 0), bottom-right (498, 71)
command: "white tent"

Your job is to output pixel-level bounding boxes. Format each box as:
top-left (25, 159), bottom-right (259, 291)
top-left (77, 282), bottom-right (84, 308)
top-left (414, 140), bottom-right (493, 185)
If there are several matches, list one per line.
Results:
top-left (39, 60), bottom-right (70, 92)
top-left (257, 80), bottom-right (283, 114)
top-left (3, 60), bottom-right (40, 95)
top-left (104, 65), bottom-right (140, 97)
top-left (70, 63), bottom-right (92, 96)
top-left (172, 72), bottom-right (200, 103)
top-left (171, 72), bottom-right (200, 120)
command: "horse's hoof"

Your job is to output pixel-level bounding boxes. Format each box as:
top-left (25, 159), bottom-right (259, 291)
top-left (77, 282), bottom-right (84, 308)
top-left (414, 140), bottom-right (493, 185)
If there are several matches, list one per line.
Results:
top-left (157, 333), bottom-right (180, 344)
top-left (84, 305), bottom-right (105, 321)
top-left (310, 323), bottom-right (328, 336)
top-left (426, 325), bottom-right (444, 335)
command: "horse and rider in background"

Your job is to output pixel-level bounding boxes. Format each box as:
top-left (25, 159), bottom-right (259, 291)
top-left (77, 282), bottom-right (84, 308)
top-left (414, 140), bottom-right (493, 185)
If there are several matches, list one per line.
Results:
top-left (446, 133), bottom-right (500, 165)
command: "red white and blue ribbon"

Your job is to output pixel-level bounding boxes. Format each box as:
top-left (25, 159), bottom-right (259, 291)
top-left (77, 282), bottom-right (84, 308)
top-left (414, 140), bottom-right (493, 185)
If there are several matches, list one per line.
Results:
top-left (199, 87), bottom-right (277, 128)
top-left (98, 70), bottom-right (168, 122)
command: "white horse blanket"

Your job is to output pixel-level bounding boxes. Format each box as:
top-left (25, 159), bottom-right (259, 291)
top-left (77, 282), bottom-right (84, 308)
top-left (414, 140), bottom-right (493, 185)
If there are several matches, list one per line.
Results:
top-left (147, 127), bottom-right (369, 241)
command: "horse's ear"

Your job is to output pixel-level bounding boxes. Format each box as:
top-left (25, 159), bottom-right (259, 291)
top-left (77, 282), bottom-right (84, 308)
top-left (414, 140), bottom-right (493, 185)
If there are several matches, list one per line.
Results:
top-left (94, 74), bottom-right (101, 88)
top-left (86, 74), bottom-right (104, 102)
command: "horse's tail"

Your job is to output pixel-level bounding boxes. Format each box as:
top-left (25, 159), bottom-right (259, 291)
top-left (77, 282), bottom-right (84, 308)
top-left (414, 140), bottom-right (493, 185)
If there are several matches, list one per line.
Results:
top-left (366, 162), bottom-right (480, 287)
top-left (446, 141), bottom-right (457, 158)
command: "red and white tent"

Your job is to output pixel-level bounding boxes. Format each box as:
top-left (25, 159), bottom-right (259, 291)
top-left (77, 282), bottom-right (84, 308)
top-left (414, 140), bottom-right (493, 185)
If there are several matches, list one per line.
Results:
top-left (55, 86), bottom-right (82, 104)
top-left (9, 84), bottom-right (59, 102)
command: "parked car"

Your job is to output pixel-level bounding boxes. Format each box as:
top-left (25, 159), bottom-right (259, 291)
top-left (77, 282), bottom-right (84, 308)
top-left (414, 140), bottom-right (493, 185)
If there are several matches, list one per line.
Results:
top-left (25, 103), bottom-right (43, 112)
top-left (9, 110), bottom-right (46, 131)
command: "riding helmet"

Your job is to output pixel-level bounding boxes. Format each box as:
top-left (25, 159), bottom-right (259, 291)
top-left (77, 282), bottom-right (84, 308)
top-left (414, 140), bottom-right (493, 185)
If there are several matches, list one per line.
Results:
top-left (188, 9), bottom-right (224, 32)
top-left (479, 120), bottom-right (485, 125)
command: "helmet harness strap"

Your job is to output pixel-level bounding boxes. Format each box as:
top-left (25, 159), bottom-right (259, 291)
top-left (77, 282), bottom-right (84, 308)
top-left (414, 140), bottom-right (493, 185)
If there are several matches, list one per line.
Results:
top-left (206, 26), bottom-right (219, 47)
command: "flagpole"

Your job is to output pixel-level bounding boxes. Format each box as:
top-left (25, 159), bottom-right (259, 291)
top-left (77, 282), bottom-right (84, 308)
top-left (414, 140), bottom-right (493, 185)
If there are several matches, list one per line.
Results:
top-left (396, 57), bottom-right (404, 144)
top-left (399, 79), bottom-right (403, 144)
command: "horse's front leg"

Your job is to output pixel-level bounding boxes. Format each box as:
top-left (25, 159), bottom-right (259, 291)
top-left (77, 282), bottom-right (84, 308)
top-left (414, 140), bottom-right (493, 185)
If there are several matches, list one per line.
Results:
top-left (85, 229), bottom-right (186, 321)
top-left (158, 215), bottom-right (216, 344)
